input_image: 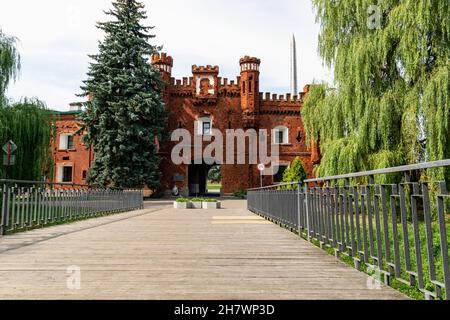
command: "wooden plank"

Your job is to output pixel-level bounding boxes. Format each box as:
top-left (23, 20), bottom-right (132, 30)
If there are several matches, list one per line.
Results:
top-left (0, 200), bottom-right (407, 300)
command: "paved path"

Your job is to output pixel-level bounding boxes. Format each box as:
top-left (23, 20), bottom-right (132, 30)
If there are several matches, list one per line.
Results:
top-left (0, 200), bottom-right (406, 300)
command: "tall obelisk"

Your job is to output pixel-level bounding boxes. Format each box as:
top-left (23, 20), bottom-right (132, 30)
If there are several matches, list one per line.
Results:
top-left (290, 34), bottom-right (298, 96)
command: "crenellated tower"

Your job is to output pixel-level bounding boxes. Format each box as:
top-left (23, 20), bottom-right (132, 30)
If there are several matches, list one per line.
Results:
top-left (240, 56), bottom-right (261, 128)
top-left (151, 53), bottom-right (173, 83)
top-left (240, 56), bottom-right (261, 113)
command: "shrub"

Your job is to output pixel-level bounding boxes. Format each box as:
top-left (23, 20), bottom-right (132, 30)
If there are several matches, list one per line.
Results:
top-left (282, 157), bottom-right (307, 184)
top-left (176, 198), bottom-right (190, 203)
top-left (233, 188), bottom-right (247, 199)
top-left (203, 198), bottom-right (218, 203)
top-left (190, 198), bottom-right (204, 202)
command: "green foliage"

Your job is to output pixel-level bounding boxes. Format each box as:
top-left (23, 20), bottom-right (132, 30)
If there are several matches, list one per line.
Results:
top-left (305, 1), bottom-right (450, 179)
top-left (207, 183), bottom-right (221, 191)
top-left (202, 198), bottom-right (218, 203)
top-left (233, 188), bottom-right (247, 199)
top-left (79, 0), bottom-right (167, 189)
top-left (0, 28), bottom-right (20, 102)
top-left (0, 99), bottom-right (54, 180)
top-left (190, 198), bottom-right (204, 202)
top-left (176, 198), bottom-right (189, 203)
top-left (208, 165), bottom-right (221, 183)
top-left (0, 29), bottom-right (53, 181)
top-left (281, 157), bottom-right (307, 183)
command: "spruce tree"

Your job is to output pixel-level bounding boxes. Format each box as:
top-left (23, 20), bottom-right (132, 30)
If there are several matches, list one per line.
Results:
top-left (79, 0), bottom-right (167, 189)
top-left (303, 1), bottom-right (450, 180)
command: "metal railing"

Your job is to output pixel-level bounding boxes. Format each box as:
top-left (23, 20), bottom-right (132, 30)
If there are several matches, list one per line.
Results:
top-left (0, 179), bottom-right (144, 236)
top-left (248, 160), bottom-right (450, 300)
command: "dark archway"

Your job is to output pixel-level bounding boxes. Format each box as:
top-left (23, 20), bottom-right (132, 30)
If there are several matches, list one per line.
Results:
top-left (188, 160), bottom-right (221, 197)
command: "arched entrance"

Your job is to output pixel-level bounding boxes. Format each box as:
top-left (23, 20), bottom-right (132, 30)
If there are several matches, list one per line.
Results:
top-left (188, 160), bottom-right (221, 197)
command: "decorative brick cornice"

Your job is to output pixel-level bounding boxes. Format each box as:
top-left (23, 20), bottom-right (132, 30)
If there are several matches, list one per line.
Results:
top-left (192, 65), bottom-right (219, 74)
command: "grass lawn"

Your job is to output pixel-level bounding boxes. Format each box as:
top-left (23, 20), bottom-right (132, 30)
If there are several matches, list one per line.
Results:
top-left (273, 212), bottom-right (450, 300)
top-left (207, 183), bottom-right (222, 191)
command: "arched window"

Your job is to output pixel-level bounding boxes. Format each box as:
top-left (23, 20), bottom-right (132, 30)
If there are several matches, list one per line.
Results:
top-left (273, 126), bottom-right (289, 145)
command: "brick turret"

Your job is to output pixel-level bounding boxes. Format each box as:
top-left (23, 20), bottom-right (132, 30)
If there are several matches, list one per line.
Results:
top-left (151, 53), bottom-right (173, 82)
top-left (240, 56), bottom-right (261, 128)
top-left (240, 56), bottom-right (261, 113)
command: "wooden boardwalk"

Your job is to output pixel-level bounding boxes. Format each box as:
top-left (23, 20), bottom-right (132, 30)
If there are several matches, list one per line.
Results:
top-left (0, 200), bottom-right (406, 300)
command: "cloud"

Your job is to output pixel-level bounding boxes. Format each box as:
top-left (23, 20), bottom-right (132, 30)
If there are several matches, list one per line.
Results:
top-left (1, 0), bottom-right (332, 110)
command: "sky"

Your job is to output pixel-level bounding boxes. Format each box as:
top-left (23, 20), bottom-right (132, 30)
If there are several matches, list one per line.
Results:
top-left (0, 0), bottom-right (333, 111)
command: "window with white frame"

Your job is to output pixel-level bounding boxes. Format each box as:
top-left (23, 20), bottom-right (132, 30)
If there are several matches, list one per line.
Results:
top-left (57, 165), bottom-right (73, 183)
top-left (273, 126), bottom-right (289, 144)
top-left (59, 133), bottom-right (75, 150)
top-left (197, 117), bottom-right (212, 135)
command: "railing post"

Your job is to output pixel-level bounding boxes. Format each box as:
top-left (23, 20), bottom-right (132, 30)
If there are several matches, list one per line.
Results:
top-left (1, 183), bottom-right (9, 236)
top-left (304, 183), bottom-right (311, 242)
top-left (437, 181), bottom-right (450, 300)
top-left (297, 182), bottom-right (302, 237)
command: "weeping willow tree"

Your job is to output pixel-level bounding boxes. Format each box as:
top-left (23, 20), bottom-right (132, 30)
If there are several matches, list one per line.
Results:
top-left (0, 28), bottom-right (20, 104)
top-left (303, 1), bottom-right (450, 180)
top-left (0, 29), bottom-right (53, 181)
top-left (0, 99), bottom-right (54, 180)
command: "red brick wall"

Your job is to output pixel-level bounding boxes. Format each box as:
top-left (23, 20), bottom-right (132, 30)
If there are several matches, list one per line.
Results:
top-left (154, 53), bottom-right (315, 196)
top-left (52, 113), bottom-right (92, 185)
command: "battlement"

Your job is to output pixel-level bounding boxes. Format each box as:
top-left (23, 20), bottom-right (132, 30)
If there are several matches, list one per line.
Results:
top-left (192, 65), bottom-right (219, 74)
top-left (168, 77), bottom-right (195, 95)
top-left (260, 85), bottom-right (310, 105)
top-left (258, 89), bottom-right (309, 113)
top-left (159, 52), bottom-right (310, 104)
top-left (151, 53), bottom-right (173, 67)
top-left (168, 75), bottom-right (242, 96)
top-left (152, 52), bottom-right (173, 75)
top-left (240, 56), bottom-right (261, 65)
top-left (218, 76), bottom-right (241, 88)
top-left (240, 56), bottom-right (261, 72)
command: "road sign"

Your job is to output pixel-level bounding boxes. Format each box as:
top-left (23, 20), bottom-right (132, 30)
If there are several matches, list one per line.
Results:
top-left (3, 154), bottom-right (15, 166)
top-left (2, 140), bottom-right (17, 154)
top-left (258, 164), bottom-right (266, 188)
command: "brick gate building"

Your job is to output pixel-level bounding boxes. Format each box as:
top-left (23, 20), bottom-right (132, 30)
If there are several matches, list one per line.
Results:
top-left (52, 53), bottom-right (319, 196)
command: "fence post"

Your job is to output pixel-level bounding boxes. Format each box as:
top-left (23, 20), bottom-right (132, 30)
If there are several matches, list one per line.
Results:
top-left (304, 183), bottom-right (311, 242)
top-left (1, 183), bottom-right (9, 236)
top-left (297, 182), bottom-right (302, 237)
